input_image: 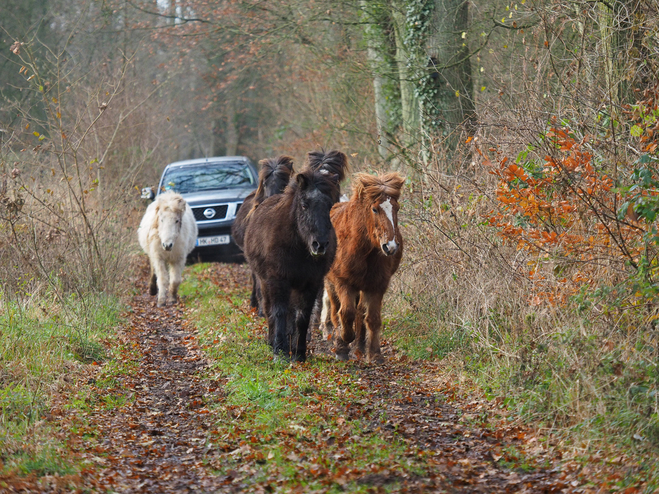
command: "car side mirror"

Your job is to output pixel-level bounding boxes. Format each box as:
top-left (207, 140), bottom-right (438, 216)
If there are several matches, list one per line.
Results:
top-left (141, 187), bottom-right (155, 201)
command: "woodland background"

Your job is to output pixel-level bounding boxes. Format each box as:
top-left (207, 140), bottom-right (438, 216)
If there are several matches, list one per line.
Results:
top-left (1, 0), bottom-right (659, 478)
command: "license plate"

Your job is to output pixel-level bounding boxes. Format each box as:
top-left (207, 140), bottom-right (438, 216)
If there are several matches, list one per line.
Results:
top-left (196, 235), bottom-right (230, 247)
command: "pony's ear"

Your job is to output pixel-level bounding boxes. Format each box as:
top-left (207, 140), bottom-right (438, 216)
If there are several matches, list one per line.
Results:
top-left (297, 173), bottom-right (309, 190)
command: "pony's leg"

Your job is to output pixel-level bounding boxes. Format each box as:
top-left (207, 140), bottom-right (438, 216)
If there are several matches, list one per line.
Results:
top-left (149, 263), bottom-right (158, 296)
top-left (259, 280), bottom-right (275, 346)
top-left (249, 273), bottom-right (259, 310)
top-left (167, 258), bottom-right (185, 305)
top-left (153, 257), bottom-right (169, 307)
top-left (318, 288), bottom-right (334, 340)
top-left (307, 287), bottom-right (324, 342)
top-left (334, 286), bottom-right (358, 361)
top-left (264, 280), bottom-right (291, 358)
top-left (255, 277), bottom-right (265, 317)
top-left (326, 283), bottom-right (341, 340)
top-left (292, 288), bottom-right (318, 362)
top-left (353, 294), bottom-right (366, 357)
top-left (361, 291), bottom-right (385, 364)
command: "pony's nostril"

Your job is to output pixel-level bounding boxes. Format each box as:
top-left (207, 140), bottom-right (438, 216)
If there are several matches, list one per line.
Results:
top-left (382, 244), bottom-right (389, 254)
top-left (311, 240), bottom-right (328, 256)
top-left (163, 242), bottom-right (173, 251)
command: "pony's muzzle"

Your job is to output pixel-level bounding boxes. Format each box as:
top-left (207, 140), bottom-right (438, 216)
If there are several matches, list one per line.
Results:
top-left (162, 242), bottom-right (174, 251)
top-left (382, 240), bottom-right (398, 256)
top-left (311, 240), bottom-right (329, 256)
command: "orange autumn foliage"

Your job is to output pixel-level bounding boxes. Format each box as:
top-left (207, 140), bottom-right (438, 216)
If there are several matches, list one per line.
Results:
top-left (481, 128), bottom-right (646, 306)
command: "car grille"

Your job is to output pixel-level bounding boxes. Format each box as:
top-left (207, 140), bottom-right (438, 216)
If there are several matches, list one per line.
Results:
top-left (192, 204), bottom-right (228, 222)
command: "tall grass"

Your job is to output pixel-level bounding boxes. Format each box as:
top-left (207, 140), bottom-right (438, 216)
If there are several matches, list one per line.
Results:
top-left (0, 34), bottom-right (145, 477)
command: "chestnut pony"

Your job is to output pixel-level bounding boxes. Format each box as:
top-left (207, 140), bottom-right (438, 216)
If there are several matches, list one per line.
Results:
top-left (325, 172), bottom-right (405, 363)
top-left (244, 151), bottom-right (347, 361)
top-left (232, 156), bottom-right (294, 311)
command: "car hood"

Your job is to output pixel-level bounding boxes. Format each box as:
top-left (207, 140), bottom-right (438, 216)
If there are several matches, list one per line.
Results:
top-left (178, 187), bottom-right (255, 206)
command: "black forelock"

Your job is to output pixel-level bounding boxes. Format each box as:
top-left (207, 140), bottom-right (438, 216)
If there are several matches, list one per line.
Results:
top-left (288, 167), bottom-right (340, 202)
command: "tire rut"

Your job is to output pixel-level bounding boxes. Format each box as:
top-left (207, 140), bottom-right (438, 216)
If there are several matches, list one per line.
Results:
top-left (80, 293), bottom-right (233, 493)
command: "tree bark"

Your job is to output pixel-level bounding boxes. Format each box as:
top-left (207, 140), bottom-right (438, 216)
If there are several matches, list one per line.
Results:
top-left (360, 1), bottom-right (400, 160)
top-left (391, 3), bottom-right (421, 147)
top-left (425, 0), bottom-right (476, 149)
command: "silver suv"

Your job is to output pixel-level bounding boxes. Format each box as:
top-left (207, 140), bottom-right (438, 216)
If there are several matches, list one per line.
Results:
top-left (144, 156), bottom-right (258, 261)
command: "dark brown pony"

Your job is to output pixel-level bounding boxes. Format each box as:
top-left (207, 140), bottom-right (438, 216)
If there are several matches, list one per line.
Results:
top-left (244, 151), bottom-right (347, 361)
top-left (305, 150), bottom-right (349, 338)
top-left (232, 156), bottom-right (294, 310)
top-left (325, 172), bottom-right (405, 363)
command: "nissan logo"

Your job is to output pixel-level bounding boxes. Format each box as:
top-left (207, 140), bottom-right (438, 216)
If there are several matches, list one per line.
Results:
top-left (203, 208), bottom-right (216, 219)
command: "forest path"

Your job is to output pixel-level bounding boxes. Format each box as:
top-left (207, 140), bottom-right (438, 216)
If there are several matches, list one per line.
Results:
top-left (65, 263), bottom-right (585, 493)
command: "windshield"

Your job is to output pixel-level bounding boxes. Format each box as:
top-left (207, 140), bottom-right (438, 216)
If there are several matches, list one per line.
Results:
top-left (160, 162), bottom-right (255, 194)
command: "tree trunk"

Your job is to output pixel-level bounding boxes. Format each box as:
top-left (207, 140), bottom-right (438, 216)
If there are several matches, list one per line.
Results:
top-left (424, 0), bottom-right (476, 151)
top-left (360, 1), bottom-right (400, 161)
top-left (391, 3), bottom-right (421, 148)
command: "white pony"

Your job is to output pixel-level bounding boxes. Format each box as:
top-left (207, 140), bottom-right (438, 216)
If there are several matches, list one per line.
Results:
top-left (138, 191), bottom-right (197, 307)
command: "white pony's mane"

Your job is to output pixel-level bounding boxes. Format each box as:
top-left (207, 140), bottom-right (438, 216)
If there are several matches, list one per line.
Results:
top-left (152, 192), bottom-right (186, 232)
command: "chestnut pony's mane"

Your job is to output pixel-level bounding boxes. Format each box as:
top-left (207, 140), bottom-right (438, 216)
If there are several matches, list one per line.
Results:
top-left (352, 172), bottom-right (405, 203)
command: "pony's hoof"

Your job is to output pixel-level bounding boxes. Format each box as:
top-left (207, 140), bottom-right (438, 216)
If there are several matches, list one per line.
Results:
top-left (367, 353), bottom-right (385, 365)
top-left (273, 353), bottom-right (291, 364)
top-left (166, 297), bottom-right (178, 305)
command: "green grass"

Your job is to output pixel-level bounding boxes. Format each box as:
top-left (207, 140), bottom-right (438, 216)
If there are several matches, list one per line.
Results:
top-left (179, 263), bottom-right (428, 492)
top-left (0, 291), bottom-right (125, 477)
top-left (384, 311), bottom-right (473, 360)
top-left (385, 297), bottom-right (659, 491)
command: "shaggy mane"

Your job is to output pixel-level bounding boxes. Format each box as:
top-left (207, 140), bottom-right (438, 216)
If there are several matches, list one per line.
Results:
top-left (305, 150), bottom-right (348, 182)
top-left (152, 191), bottom-right (186, 231)
top-left (352, 172), bottom-right (405, 203)
top-left (157, 191), bottom-right (187, 213)
top-left (253, 155), bottom-right (295, 202)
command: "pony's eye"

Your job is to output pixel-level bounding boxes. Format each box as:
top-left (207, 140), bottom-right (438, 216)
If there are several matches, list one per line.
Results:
top-left (301, 203), bottom-right (308, 210)
top-left (372, 207), bottom-right (377, 213)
